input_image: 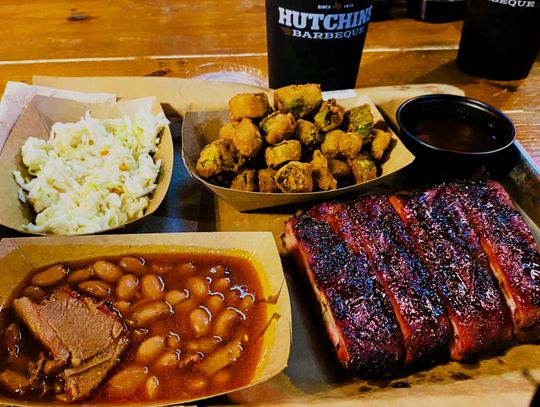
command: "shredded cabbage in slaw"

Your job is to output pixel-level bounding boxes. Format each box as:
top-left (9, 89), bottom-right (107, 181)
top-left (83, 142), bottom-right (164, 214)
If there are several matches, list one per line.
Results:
top-left (13, 108), bottom-right (169, 235)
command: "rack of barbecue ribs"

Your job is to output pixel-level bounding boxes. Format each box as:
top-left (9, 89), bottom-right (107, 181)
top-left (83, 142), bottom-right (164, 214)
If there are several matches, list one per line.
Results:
top-left (284, 180), bottom-right (540, 376)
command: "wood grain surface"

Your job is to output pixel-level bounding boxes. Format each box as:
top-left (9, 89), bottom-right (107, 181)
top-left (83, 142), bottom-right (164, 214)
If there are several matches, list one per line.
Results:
top-left (0, 0), bottom-right (538, 164)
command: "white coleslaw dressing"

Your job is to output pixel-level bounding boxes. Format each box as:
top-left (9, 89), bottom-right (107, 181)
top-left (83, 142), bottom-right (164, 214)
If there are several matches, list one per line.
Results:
top-left (13, 109), bottom-right (169, 235)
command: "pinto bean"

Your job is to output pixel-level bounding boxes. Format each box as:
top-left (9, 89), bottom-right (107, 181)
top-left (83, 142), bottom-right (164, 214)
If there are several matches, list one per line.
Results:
top-left (78, 280), bottom-right (112, 298)
top-left (93, 260), bottom-right (123, 283)
top-left (153, 351), bottom-right (179, 372)
top-left (67, 267), bottom-right (94, 284)
top-left (150, 264), bottom-right (173, 275)
top-left (206, 294), bottom-right (224, 315)
top-left (31, 264), bottom-right (68, 287)
top-left (211, 277), bottom-right (230, 293)
top-left (136, 335), bottom-right (165, 365)
top-left (186, 337), bottom-right (220, 354)
top-left (116, 274), bottom-right (139, 300)
top-left (107, 365), bottom-right (148, 397)
top-left (119, 257), bottom-right (146, 275)
top-left (174, 262), bottom-right (197, 278)
top-left (166, 332), bottom-right (181, 349)
top-left (239, 294), bottom-right (255, 314)
top-left (198, 335), bottom-right (246, 377)
top-left (165, 289), bottom-right (188, 306)
top-left (141, 275), bottom-right (165, 300)
top-left (173, 298), bottom-right (198, 315)
top-left (144, 376), bottom-right (160, 400)
top-left (114, 300), bottom-right (131, 315)
top-left (4, 323), bottom-right (22, 354)
top-left (189, 307), bottom-right (211, 338)
top-left (186, 277), bottom-right (209, 299)
top-left (213, 308), bottom-right (242, 339)
top-left (129, 301), bottom-right (171, 327)
top-left (208, 265), bottom-right (227, 278)
top-left (22, 285), bottom-right (46, 302)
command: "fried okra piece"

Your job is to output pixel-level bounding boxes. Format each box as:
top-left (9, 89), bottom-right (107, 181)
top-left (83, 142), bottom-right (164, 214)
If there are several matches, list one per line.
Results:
top-left (295, 119), bottom-right (323, 146)
top-left (275, 161), bottom-right (313, 193)
top-left (274, 84), bottom-right (323, 119)
top-left (328, 158), bottom-right (350, 178)
top-left (196, 139), bottom-right (242, 179)
top-left (311, 150), bottom-right (337, 191)
top-left (320, 130), bottom-right (343, 158)
top-left (313, 99), bottom-right (345, 132)
top-left (231, 118), bottom-right (263, 160)
top-left (348, 154), bottom-right (377, 184)
top-left (346, 104), bottom-right (374, 141)
top-left (230, 168), bottom-right (258, 191)
top-left (219, 122), bottom-right (236, 141)
top-left (370, 128), bottom-right (392, 160)
top-left (258, 168), bottom-right (278, 193)
top-left (229, 93), bottom-right (270, 121)
top-left (339, 132), bottom-right (363, 159)
top-left (260, 111), bottom-right (297, 145)
top-left (265, 140), bottom-right (302, 169)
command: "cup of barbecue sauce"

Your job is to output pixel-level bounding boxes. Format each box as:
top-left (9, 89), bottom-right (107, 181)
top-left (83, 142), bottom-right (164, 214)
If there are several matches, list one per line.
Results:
top-left (396, 94), bottom-right (516, 172)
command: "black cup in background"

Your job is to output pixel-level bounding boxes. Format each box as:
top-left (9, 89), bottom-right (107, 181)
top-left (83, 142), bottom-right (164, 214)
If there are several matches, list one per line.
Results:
top-left (457, 0), bottom-right (540, 81)
top-left (265, 0), bottom-right (374, 90)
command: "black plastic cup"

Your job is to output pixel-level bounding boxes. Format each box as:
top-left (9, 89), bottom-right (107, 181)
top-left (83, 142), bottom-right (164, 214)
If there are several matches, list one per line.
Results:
top-left (457, 0), bottom-right (540, 81)
top-left (397, 94), bottom-right (516, 163)
top-left (265, 0), bottom-right (374, 91)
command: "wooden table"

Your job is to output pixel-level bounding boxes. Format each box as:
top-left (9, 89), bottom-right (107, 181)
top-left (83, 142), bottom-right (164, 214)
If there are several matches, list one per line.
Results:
top-left (0, 0), bottom-right (539, 165)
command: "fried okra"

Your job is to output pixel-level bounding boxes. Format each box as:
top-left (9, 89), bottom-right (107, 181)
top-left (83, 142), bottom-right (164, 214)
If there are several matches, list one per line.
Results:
top-left (265, 140), bottom-right (302, 169)
top-left (348, 154), bottom-right (377, 183)
top-left (230, 168), bottom-right (258, 191)
top-left (275, 161), bottom-right (313, 193)
top-left (260, 111), bottom-right (297, 145)
top-left (196, 138), bottom-right (243, 178)
top-left (311, 150), bottom-right (337, 191)
top-left (313, 99), bottom-right (345, 132)
top-left (320, 129), bottom-right (343, 158)
top-left (258, 168), bottom-right (278, 193)
top-left (371, 128), bottom-right (392, 160)
top-left (295, 119), bottom-right (322, 146)
top-left (328, 158), bottom-right (350, 178)
top-left (231, 118), bottom-right (263, 160)
top-left (219, 121), bottom-right (236, 140)
top-left (229, 93), bottom-right (270, 121)
top-left (346, 104), bottom-right (374, 141)
top-left (274, 84), bottom-right (323, 119)
top-left (339, 132), bottom-right (363, 159)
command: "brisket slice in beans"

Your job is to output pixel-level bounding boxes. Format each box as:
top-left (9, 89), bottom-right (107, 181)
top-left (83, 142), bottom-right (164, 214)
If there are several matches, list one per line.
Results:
top-left (345, 195), bottom-right (451, 365)
top-left (389, 184), bottom-right (513, 360)
top-left (13, 288), bottom-right (128, 401)
top-left (284, 201), bottom-right (405, 376)
top-left (450, 180), bottom-right (540, 337)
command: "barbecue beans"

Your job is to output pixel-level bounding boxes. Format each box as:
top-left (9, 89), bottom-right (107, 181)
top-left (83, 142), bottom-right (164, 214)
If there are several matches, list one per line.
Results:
top-left (8, 253), bottom-right (263, 402)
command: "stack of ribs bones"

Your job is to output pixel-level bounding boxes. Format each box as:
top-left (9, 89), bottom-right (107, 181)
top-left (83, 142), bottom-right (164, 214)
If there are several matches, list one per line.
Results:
top-left (284, 180), bottom-right (540, 375)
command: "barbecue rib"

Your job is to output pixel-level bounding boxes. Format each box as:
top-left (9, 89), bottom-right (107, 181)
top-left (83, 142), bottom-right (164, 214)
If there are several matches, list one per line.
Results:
top-left (284, 180), bottom-right (539, 374)
top-left (284, 201), bottom-right (405, 376)
top-left (390, 185), bottom-right (513, 360)
top-left (346, 195), bottom-right (452, 365)
top-left (450, 180), bottom-right (540, 337)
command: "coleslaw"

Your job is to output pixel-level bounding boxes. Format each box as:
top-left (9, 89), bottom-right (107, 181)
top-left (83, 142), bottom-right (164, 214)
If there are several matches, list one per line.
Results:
top-left (13, 108), bottom-right (169, 234)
